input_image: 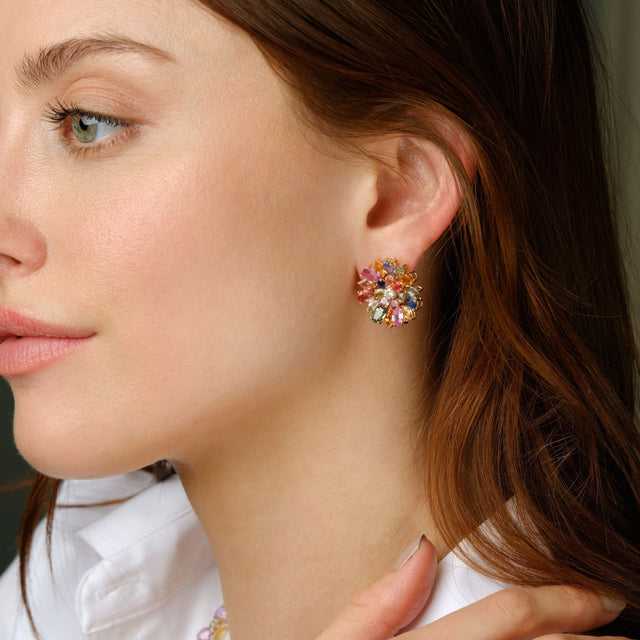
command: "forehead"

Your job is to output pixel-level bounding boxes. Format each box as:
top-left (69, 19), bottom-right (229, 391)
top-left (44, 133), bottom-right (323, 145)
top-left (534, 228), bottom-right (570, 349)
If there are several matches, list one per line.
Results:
top-left (0, 0), bottom-right (231, 78)
top-left (1, 0), bottom-right (188, 44)
top-left (0, 0), bottom-right (284, 123)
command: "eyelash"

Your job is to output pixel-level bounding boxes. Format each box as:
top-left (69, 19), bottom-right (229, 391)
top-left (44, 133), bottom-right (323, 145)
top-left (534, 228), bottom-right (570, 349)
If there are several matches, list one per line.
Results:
top-left (43, 99), bottom-right (135, 157)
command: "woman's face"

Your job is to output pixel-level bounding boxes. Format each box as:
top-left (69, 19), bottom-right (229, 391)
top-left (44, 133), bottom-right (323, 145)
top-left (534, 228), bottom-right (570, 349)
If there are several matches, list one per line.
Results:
top-left (0, 0), bottom-right (373, 477)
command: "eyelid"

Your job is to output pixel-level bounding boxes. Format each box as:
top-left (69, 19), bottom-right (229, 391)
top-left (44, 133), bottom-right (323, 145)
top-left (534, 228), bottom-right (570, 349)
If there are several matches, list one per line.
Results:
top-left (43, 100), bottom-right (139, 157)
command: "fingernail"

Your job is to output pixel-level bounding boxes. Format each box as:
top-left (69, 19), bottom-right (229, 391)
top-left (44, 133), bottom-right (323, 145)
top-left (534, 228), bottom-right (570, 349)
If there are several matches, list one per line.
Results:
top-left (393, 535), bottom-right (425, 571)
top-left (601, 596), bottom-right (626, 614)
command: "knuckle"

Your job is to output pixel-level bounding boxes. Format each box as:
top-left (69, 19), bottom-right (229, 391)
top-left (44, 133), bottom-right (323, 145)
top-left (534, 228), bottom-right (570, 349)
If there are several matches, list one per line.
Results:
top-left (553, 585), bottom-right (593, 621)
top-left (349, 585), bottom-right (378, 611)
top-left (489, 589), bottom-right (538, 627)
top-left (347, 585), bottom-right (398, 639)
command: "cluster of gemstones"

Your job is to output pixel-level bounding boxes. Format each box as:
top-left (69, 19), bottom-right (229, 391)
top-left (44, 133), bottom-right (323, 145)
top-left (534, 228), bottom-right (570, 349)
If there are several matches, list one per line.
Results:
top-left (197, 606), bottom-right (228, 640)
top-left (356, 258), bottom-right (422, 327)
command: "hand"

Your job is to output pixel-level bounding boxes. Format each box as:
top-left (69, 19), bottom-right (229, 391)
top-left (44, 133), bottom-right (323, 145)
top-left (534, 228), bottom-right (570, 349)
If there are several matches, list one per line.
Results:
top-left (317, 538), bottom-right (632, 640)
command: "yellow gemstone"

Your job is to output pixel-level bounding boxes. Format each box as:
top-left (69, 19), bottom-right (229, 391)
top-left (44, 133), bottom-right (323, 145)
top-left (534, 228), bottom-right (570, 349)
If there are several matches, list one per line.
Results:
top-left (212, 619), bottom-right (229, 640)
top-left (213, 627), bottom-right (228, 640)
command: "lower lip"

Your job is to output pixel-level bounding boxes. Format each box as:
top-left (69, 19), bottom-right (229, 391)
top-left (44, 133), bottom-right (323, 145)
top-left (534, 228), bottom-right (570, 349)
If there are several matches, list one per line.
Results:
top-left (0, 335), bottom-right (93, 377)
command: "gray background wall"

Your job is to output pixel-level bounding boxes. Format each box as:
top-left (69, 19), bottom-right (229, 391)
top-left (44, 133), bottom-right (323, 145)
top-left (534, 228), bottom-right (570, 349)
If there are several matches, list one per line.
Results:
top-left (592, 1), bottom-right (640, 338)
top-left (1, 1), bottom-right (639, 575)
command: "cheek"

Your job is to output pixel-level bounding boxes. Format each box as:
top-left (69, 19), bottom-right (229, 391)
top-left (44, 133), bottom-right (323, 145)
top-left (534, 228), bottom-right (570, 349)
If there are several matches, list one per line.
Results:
top-left (19, 135), bottom-right (357, 476)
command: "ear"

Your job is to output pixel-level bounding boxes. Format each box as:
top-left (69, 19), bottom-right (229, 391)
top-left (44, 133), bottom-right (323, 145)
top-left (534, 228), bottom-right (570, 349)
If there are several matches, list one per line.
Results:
top-left (355, 122), bottom-right (475, 271)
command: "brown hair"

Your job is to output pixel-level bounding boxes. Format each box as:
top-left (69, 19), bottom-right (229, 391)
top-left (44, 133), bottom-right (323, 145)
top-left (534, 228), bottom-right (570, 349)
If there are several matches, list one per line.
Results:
top-left (18, 0), bottom-right (640, 633)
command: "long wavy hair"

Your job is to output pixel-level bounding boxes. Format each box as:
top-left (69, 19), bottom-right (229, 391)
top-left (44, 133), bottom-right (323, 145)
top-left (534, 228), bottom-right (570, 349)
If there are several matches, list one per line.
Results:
top-left (19, 0), bottom-right (640, 634)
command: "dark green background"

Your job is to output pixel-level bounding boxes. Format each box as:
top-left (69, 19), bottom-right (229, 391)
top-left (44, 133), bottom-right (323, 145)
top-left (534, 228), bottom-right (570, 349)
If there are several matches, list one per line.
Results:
top-left (0, 379), bottom-right (26, 574)
top-left (1, 1), bottom-right (639, 577)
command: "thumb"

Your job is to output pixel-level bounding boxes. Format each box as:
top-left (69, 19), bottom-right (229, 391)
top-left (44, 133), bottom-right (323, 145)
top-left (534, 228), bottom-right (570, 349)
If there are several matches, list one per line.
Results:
top-left (317, 537), bottom-right (438, 640)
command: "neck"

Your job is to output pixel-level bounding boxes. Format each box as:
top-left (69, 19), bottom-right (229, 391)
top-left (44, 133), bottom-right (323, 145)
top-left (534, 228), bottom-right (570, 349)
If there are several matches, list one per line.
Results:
top-left (176, 325), bottom-right (443, 640)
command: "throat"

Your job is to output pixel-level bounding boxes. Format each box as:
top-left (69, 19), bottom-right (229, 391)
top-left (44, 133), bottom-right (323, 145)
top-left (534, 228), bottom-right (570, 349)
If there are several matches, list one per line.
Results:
top-left (179, 446), bottom-right (438, 640)
top-left (175, 340), bottom-right (439, 640)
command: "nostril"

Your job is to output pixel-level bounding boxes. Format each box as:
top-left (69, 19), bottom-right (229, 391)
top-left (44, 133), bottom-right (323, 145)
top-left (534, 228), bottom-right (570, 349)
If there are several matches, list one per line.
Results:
top-left (0, 218), bottom-right (47, 277)
top-left (0, 253), bottom-right (26, 275)
top-left (0, 254), bottom-right (22, 267)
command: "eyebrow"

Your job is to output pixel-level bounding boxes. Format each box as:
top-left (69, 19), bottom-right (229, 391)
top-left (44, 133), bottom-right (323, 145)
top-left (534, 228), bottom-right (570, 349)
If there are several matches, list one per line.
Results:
top-left (16, 35), bottom-right (176, 91)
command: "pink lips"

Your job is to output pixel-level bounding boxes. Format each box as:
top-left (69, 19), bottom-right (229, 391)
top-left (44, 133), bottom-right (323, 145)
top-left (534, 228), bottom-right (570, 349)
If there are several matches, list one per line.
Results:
top-left (0, 309), bottom-right (95, 377)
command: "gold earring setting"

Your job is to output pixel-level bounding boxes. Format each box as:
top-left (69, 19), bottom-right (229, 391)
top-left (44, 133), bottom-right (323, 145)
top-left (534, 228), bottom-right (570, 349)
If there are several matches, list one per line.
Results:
top-left (356, 258), bottom-right (422, 327)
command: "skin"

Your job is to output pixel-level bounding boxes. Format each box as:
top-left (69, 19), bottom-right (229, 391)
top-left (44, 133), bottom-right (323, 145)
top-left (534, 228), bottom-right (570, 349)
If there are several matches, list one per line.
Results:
top-left (0, 0), bottom-right (452, 638)
top-left (0, 1), bottom-right (629, 640)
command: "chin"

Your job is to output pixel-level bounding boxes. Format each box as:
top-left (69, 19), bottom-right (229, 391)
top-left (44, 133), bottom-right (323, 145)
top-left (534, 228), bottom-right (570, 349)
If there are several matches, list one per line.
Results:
top-left (12, 407), bottom-right (143, 481)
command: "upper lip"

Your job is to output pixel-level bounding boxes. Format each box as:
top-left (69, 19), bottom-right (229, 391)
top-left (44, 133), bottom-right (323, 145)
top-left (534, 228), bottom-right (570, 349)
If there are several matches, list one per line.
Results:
top-left (0, 308), bottom-right (95, 342)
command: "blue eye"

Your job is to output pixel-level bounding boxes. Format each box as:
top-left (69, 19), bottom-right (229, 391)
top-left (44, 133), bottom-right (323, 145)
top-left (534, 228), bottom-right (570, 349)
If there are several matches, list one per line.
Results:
top-left (70, 112), bottom-right (123, 144)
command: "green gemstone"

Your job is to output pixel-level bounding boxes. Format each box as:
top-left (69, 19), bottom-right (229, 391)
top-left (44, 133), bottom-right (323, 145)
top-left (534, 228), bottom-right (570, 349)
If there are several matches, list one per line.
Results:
top-left (371, 306), bottom-right (386, 323)
top-left (374, 289), bottom-right (384, 299)
top-left (367, 299), bottom-right (379, 313)
top-left (396, 265), bottom-right (405, 275)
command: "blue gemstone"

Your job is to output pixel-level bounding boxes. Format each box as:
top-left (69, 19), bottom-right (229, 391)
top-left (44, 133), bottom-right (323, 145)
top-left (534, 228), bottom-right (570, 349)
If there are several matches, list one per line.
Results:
top-left (406, 296), bottom-right (418, 310)
top-left (376, 280), bottom-right (387, 288)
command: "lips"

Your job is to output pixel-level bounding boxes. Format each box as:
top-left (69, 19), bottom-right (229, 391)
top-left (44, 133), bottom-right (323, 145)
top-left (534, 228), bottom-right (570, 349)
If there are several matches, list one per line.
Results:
top-left (0, 308), bottom-right (95, 376)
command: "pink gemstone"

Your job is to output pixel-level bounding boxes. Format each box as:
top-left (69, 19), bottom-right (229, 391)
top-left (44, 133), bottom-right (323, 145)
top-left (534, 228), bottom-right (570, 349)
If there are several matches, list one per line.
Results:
top-left (379, 297), bottom-right (389, 307)
top-left (214, 606), bottom-right (227, 619)
top-left (390, 299), bottom-right (399, 308)
top-left (392, 307), bottom-right (404, 326)
top-left (357, 289), bottom-right (372, 303)
top-left (197, 629), bottom-right (213, 640)
top-left (361, 268), bottom-right (379, 282)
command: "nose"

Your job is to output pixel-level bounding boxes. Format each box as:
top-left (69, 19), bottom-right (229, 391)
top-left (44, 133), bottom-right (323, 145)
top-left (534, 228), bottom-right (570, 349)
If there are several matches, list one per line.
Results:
top-left (0, 61), bottom-right (47, 279)
top-left (0, 124), bottom-right (48, 278)
top-left (0, 215), bottom-right (47, 277)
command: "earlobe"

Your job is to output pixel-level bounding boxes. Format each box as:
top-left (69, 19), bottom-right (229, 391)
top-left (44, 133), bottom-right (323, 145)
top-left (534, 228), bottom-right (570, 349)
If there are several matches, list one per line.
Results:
top-left (357, 126), bottom-right (474, 270)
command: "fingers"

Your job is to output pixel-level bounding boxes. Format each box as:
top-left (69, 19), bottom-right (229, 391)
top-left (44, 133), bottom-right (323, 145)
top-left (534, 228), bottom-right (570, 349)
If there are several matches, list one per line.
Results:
top-left (535, 636), bottom-right (631, 640)
top-left (316, 536), bottom-right (438, 640)
top-left (399, 585), bottom-right (626, 640)
top-left (315, 539), bottom-right (627, 640)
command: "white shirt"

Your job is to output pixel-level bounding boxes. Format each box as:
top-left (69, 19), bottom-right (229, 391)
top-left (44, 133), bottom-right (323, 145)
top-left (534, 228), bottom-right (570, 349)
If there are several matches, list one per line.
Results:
top-left (0, 472), bottom-right (507, 639)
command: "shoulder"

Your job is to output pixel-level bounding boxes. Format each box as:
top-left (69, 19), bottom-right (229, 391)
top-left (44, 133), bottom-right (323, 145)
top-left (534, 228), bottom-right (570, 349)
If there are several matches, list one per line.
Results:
top-left (0, 556), bottom-right (21, 638)
top-left (0, 472), bottom-right (159, 639)
top-left (0, 471), bottom-right (221, 640)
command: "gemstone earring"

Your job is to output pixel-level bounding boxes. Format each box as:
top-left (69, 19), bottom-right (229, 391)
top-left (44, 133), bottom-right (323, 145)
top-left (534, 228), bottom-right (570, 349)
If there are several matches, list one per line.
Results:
top-left (356, 258), bottom-right (423, 327)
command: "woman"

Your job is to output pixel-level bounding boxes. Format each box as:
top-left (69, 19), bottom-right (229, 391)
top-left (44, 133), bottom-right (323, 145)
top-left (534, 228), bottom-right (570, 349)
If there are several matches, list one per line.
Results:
top-left (0, 0), bottom-right (638, 638)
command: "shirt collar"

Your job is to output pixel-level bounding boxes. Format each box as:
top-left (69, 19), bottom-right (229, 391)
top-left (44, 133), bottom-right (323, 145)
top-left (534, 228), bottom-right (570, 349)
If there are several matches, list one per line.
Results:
top-left (54, 473), bottom-right (217, 635)
top-left (75, 473), bottom-right (196, 559)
